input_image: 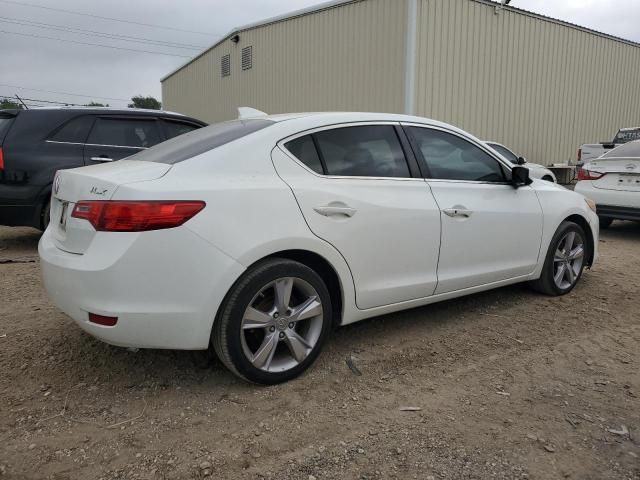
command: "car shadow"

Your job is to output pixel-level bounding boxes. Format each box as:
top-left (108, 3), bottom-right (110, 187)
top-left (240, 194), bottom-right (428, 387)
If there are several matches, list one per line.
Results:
top-left (600, 220), bottom-right (640, 240)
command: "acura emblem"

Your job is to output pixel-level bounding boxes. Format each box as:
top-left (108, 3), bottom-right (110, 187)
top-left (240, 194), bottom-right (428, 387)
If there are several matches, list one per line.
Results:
top-left (53, 175), bottom-right (61, 195)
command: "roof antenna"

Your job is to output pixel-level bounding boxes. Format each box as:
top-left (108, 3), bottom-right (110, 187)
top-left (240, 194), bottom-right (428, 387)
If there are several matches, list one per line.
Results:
top-left (15, 94), bottom-right (29, 110)
top-left (495, 0), bottom-right (512, 14)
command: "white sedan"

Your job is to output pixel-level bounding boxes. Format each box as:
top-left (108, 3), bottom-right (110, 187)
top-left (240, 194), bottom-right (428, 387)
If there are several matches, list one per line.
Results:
top-left (575, 140), bottom-right (640, 228)
top-left (485, 141), bottom-right (557, 182)
top-left (39, 111), bottom-right (599, 384)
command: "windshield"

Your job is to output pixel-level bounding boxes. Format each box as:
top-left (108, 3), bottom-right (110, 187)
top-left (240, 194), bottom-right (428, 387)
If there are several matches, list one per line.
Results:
top-left (487, 143), bottom-right (518, 164)
top-left (612, 128), bottom-right (640, 144)
top-left (601, 140), bottom-right (640, 159)
top-left (129, 119), bottom-right (274, 164)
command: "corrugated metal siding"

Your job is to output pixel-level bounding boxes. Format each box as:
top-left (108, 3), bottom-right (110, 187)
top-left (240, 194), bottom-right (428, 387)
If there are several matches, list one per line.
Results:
top-left (414, 0), bottom-right (640, 164)
top-left (162, 0), bottom-right (407, 124)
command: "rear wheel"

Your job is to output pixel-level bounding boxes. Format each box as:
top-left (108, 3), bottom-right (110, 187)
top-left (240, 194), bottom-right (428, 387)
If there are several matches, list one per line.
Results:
top-left (212, 258), bottom-right (332, 384)
top-left (40, 201), bottom-right (50, 231)
top-left (598, 216), bottom-right (613, 229)
top-left (530, 221), bottom-right (588, 296)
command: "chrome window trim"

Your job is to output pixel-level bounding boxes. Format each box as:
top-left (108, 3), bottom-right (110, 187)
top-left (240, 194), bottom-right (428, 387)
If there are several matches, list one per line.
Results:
top-left (45, 140), bottom-right (147, 150)
top-left (277, 121), bottom-right (421, 182)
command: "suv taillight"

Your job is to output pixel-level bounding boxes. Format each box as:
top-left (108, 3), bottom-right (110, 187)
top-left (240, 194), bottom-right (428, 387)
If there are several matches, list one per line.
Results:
top-left (0, 147), bottom-right (4, 171)
top-left (71, 200), bottom-right (205, 232)
top-left (576, 167), bottom-right (604, 181)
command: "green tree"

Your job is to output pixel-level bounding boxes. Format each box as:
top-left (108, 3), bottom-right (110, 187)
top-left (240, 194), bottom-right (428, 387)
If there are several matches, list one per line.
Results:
top-left (85, 101), bottom-right (109, 107)
top-left (0, 98), bottom-right (21, 110)
top-left (128, 95), bottom-right (161, 110)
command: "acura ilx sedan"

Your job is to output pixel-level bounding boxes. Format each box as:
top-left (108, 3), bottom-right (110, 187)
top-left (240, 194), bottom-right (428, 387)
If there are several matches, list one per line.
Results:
top-left (39, 111), bottom-right (599, 384)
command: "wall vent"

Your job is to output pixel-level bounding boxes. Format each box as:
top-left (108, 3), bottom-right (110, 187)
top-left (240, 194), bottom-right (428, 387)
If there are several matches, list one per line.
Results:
top-left (221, 54), bottom-right (231, 77)
top-left (241, 46), bottom-right (253, 70)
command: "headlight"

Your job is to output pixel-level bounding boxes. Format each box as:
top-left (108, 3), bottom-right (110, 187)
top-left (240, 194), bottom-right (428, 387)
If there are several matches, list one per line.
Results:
top-left (584, 197), bottom-right (597, 213)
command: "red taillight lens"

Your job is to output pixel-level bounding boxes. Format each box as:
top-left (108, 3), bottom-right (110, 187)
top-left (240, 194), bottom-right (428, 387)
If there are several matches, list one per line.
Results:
top-left (576, 168), bottom-right (604, 181)
top-left (88, 312), bottom-right (118, 326)
top-left (0, 147), bottom-right (4, 171)
top-left (71, 200), bottom-right (205, 232)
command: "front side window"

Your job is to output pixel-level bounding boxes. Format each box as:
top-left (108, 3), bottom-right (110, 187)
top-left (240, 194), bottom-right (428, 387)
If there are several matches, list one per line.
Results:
top-left (88, 118), bottom-right (162, 148)
top-left (313, 125), bottom-right (411, 178)
top-left (409, 127), bottom-right (505, 182)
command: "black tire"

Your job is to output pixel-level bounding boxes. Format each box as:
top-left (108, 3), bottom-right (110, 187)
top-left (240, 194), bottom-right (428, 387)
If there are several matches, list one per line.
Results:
top-left (40, 201), bottom-right (51, 231)
top-left (212, 258), bottom-right (332, 385)
top-left (530, 221), bottom-right (589, 296)
top-left (598, 216), bottom-right (613, 229)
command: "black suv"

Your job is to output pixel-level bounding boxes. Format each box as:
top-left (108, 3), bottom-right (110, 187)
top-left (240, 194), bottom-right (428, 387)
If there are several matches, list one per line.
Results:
top-left (0, 107), bottom-right (207, 229)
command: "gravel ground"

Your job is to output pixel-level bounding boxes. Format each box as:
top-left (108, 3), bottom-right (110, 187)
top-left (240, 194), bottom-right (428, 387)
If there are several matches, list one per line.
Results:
top-left (0, 224), bottom-right (638, 480)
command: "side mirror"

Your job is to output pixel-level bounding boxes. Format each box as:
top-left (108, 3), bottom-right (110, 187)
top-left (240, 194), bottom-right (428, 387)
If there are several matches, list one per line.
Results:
top-left (517, 156), bottom-right (527, 165)
top-left (511, 166), bottom-right (532, 188)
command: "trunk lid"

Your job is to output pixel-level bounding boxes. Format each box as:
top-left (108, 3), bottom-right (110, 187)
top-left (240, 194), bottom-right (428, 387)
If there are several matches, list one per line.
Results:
top-left (589, 158), bottom-right (640, 192)
top-left (50, 160), bottom-right (171, 254)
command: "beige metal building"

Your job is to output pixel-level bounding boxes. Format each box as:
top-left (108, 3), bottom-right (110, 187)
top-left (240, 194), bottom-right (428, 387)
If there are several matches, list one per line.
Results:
top-left (161, 0), bottom-right (640, 166)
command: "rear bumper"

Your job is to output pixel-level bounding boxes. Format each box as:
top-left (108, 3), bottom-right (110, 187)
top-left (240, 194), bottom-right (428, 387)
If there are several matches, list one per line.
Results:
top-left (596, 205), bottom-right (640, 221)
top-left (39, 226), bottom-right (245, 350)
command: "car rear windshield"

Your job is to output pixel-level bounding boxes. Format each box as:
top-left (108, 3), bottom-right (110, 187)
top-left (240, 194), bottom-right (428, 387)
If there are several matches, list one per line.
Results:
top-left (0, 113), bottom-right (16, 143)
top-left (129, 119), bottom-right (274, 164)
top-left (602, 140), bottom-right (640, 159)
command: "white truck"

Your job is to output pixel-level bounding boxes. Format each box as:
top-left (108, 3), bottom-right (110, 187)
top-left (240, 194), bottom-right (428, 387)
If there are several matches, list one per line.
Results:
top-left (578, 127), bottom-right (640, 165)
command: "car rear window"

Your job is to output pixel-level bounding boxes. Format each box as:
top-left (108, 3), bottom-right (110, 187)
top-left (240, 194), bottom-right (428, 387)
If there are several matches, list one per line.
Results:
top-left (613, 129), bottom-right (640, 144)
top-left (602, 140), bottom-right (640, 159)
top-left (129, 119), bottom-right (274, 164)
top-left (0, 114), bottom-right (16, 143)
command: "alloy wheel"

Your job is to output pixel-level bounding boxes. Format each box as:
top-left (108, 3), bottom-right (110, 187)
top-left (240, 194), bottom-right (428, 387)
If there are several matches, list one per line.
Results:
top-left (240, 277), bottom-right (324, 372)
top-left (552, 231), bottom-right (585, 290)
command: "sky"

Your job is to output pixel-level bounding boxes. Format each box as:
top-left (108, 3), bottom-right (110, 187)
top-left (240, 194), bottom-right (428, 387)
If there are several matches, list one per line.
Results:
top-left (0, 0), bottom-right (638, 109)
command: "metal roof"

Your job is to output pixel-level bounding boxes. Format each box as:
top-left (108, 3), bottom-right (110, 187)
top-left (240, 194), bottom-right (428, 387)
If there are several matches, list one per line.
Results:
top-left (161, 0), bottom-right (640, 82)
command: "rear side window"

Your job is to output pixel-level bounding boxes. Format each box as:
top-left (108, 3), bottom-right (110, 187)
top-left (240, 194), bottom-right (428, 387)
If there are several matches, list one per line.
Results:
top-left (314, 125), bottom-right (411, 178)
top-left (0, 114), bottom-right (16, 143)
top-left (129, 119), bottom-right (274, 164)
top-left (284, 135), bottom-right (323, 174)
top-left (163, 120), bottom-right (201, 140)
top-left (410, 127), bottom-right (505, 182)
top-left (49, 116), bottom-right (94, 143)
top-left (88, 118), bottom-right (162, 148)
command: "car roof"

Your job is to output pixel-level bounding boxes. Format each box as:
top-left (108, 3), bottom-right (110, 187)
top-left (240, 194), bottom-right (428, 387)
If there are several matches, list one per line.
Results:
top-left (13, 106), bottom-right (200, 119)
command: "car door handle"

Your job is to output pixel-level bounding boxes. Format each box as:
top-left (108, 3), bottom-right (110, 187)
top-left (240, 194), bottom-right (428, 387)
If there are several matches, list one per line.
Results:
top-left (443, 208), bottom-right (473, 218)
top-left (90, 156), bottom-right (114, 162)
top-left (314, 206), bottom-right (357, 218)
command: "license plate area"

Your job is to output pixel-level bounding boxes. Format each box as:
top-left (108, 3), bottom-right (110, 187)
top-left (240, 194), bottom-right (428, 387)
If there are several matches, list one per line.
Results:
top-left (59, 201), bottom-right (69, 231)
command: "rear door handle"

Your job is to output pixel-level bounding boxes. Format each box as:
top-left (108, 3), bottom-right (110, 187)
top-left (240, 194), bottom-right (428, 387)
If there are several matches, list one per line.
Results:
top-left (314, 206), bottom-right (357, 218)
top-left (91, 156), bottom-right (114, 162)
top-left (443, 208), bottom-right (473, 218)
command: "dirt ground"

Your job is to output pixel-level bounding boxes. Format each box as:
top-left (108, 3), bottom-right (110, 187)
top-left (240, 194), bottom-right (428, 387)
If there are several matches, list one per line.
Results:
top-left (0, 224), bottom-right (638, 480)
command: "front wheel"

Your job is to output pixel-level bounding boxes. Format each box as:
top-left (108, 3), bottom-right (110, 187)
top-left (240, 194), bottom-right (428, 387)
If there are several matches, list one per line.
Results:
top-left (212, 258), bottom-right (332, 384)
top-left (530, 221), bottom-right (588, 296)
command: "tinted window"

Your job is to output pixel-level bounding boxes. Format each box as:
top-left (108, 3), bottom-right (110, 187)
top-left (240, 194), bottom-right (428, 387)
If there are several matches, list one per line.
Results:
top-left (163, 120), bottom-right (201, 140)
top-left (314, 126), bottom-right (410, 178)
top-left (0, 115), bottom-right (15, 143)
top-left (285, 135), bottom-right (323, 174)
top-left (602, 140), bottom-right (640, 159)
top-left (613, 129), bottom-right (640, 144)
top-left (410, 128), bottom-right (505, 182)
top-left (49, 115), bottom-right (93, 143)
top-left (88, 118), bottom-right (162, 148)
top-left (488, 143), bottom-right (518, 164)
top-left (129, 119), bottom-right (274, 165)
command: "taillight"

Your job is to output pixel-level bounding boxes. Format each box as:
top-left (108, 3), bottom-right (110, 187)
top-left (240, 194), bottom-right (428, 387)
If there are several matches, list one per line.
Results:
top-left (577, 148), bottom-right (582, 162)
top-left (0, 147), bottom-right (4, 171)
top-left (71, 200), bottom-right (205, 232)
top-left (576, 168), bottom-right (604, 181)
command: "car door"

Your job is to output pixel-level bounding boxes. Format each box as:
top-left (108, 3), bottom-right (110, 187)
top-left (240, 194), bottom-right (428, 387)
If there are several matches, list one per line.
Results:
top-left (83, 116), bottom-right (164, 164)
top-left (272, 123), bottom-right (442, 310)
top-left (405, 124), bottom-right (543, 294)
